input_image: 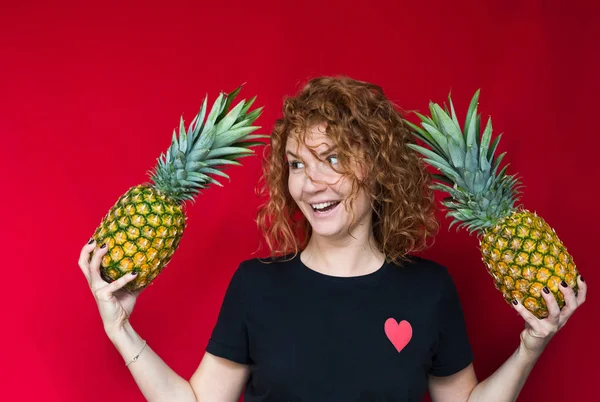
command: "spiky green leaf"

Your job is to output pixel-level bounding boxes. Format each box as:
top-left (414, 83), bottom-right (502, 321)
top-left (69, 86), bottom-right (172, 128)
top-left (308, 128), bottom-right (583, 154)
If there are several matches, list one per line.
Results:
top-left (491, 152), bottom-right (507, 177)
top-left (421, 122), bottom-right (450, 156)
top-left (407, 144), bottom-right (456, 172)
top-left (464, 89), bottom-right (480, 136)
top-left (447, 138), bottom-right (465, 168)
top-left (472, 170), bottom-right (486, 193)
top-left (195, 127), bottom-right (217, 151)
top-left (415, 112), bottom-right (437, 128)
top-left (215, 100), bottom-right (246, 135)
top-left (488, 133), bottom-right (503, 162)
top-left (464, 144), bottom-right (478, 172)
top-left (203, 158), bottom-right (242, 167)
top-left (213, 126), bottom-right (261, 149)
top-left (240, 95), bottom-right (257, 116)
top-left (243, 134), bottom-right (271, 140)
top-left (448, 93), bottom-right (461, 135)
top-left (422, 158), bottom-right (464, 185)
top-left (198, 167), bottom-right (231, 180)
top-left (202, 92), bottom-right (224, 136)
top-left (206, 146), bottom-right (254, 159)
top-left (431, 103), bottom-right (465, 149)
top-left (188, 148), bottom-right (210, 162)
top-left (234, 141), bottom-right (266, 148)
top-left (404, 119), bottom-right (446, 156)
top-left (217, 85), bottom-right (243, 122)
top-left (432, 174), bottom-right (454, 185)
top-left (479, 117), bottom-right (493, 171)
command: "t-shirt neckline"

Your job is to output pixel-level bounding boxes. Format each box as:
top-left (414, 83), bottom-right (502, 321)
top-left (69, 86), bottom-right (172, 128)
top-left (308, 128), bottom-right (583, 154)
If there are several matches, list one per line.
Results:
top-left (292, 251), bottom-right (389, 285)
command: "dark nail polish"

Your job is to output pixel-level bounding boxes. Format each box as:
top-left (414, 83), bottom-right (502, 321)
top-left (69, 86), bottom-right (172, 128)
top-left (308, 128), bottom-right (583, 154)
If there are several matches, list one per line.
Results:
top-left (87, 238), bottom-right (94, 244)
top-left (512, 299), bottom-right (518, 305)
top-left (131, 270), bottom-right (138, 276)
top-left (101, 243), bottom-right (107, 249)
top-left (543, 286), bottom-right (550, 294)
top-left (581, 276), bottom-right (585, 282)
top-left (561, 280), bottom-right (568, 288)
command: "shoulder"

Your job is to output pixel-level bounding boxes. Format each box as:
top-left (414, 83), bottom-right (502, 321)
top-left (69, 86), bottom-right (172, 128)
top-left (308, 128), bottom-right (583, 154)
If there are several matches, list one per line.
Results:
top-left (218, 255), bottom-right (295, 304)
top-left (393, 254), bottom-right (451, 277)
top-left (392, 255), bottom-right (458, 295)
top-left (231, 253), bottom-right (297, 287)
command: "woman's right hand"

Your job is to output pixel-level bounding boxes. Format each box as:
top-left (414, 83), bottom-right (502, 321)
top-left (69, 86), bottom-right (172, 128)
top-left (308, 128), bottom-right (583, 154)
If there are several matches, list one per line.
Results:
top-left (79, 238), bottom-right (142, 335)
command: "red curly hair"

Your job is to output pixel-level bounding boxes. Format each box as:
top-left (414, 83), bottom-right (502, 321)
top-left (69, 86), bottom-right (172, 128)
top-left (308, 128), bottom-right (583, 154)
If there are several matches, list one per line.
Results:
top-left (254, 75), bottom-right (439, 265)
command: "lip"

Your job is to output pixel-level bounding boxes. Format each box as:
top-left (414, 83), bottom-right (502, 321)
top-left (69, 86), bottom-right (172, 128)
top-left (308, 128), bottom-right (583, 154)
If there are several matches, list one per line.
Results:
top-left (309, 201), bottom-right (341, 218)
top-left (308, 200), bottom-right (341, 205)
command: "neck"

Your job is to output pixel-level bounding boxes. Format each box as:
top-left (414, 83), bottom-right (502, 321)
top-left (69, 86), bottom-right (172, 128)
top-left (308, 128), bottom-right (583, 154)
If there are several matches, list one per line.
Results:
top-left (301, 224), bottom-right (385, 277)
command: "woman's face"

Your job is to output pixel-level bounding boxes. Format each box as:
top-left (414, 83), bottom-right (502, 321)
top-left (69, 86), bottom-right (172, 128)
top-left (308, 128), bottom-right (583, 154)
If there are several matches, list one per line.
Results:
top-left (285, 123), bottom-right (373, 240)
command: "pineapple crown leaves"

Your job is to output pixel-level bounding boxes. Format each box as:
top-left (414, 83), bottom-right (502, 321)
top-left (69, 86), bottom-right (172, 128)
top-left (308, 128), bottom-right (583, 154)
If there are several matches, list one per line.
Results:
top-left (403, 89), bottom-right (524, 234)
top-left (148, 84), bottom-right (269, 204)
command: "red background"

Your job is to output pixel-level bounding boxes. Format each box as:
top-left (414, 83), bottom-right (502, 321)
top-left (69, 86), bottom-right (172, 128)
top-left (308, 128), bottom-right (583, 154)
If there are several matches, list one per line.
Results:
top-left (1, 0), bottom-right (598, 401)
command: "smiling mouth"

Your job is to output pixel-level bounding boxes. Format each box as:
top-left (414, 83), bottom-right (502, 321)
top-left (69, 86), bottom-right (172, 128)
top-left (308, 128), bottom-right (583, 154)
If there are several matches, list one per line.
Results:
top-left (310, 201), bottom-right (341, 212)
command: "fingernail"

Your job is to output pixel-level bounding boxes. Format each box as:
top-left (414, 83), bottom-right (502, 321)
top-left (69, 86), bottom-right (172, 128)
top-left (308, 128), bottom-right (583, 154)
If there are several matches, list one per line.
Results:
top-left (581, 276), bottom-right (585, 282)
top-left (87, 238), bottom-right (94, 244)
top-left (561, 280), bottom-right (568, 288)
top-left (100, 243), bottom-right (107, 249)
top-left (131, 270), bottom-right (137, 276)
top-left (543, 286), bottom-right (550, 294)
top-left (512, 299), bottom-right (518, 305)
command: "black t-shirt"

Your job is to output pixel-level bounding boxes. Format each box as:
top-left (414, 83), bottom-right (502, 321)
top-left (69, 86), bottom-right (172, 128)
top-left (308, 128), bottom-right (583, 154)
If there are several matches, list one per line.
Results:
top-left (206, 253), bottom-right (473, 402)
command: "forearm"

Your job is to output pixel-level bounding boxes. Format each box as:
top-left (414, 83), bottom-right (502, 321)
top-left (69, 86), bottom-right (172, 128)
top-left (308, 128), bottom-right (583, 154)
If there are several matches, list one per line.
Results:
top-left (107, 321), bottom-right (198, 402)
top-left (467, 343), bottom-right (540, 402)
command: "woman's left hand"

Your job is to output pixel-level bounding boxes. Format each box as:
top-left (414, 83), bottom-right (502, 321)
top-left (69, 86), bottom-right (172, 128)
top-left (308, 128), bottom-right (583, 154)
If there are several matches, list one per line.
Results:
top-left (512, 275), bottom-right (587, 357)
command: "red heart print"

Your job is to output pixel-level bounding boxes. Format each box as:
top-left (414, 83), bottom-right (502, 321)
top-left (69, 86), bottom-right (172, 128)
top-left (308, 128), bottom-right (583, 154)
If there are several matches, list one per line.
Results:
top-left (384, 318), bottom-right (413, 352)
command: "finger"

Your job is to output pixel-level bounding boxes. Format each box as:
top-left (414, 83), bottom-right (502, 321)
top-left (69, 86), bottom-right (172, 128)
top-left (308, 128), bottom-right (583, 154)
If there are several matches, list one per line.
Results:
top-left (96, 270), bottom-right (139, 300)
top-left (576, 275), bottom-right (587, 306)
top-left (78, 238), bottom-right (97, 283)
top-left (558, 279), bottom-right (578, 323)
top-left (512, 299), bottom-right (542, 329)
top-left (89, 242), bottom-right (109, 289)
top-left (540, 286), bottom-right (561, 326)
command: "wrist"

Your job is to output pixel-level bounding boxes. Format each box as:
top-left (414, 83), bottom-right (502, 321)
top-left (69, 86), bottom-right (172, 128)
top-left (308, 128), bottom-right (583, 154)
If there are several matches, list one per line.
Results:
top-left (105, 321), bottom-right (147, 366)
top-left (517, 339), bottom-right (544, 363)
top-left (105, 320), bottom-right (134, 343)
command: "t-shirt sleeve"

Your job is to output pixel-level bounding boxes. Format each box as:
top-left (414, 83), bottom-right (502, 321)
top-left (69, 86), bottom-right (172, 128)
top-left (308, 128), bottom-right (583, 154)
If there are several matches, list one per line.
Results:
top-left (428, 268), bottom-right (474, 377)
top-left (206, 262), bottom-right (250, 365)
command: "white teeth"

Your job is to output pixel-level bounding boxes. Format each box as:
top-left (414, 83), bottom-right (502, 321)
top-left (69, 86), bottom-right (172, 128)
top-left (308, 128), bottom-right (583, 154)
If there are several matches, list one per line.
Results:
top-left (311, 201), bottom-right (338, 211)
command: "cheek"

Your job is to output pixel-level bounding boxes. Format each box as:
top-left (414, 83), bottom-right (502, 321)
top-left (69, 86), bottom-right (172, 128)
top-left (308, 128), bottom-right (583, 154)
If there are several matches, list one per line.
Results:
top-left (337, 176), bottom-right (357, 198)
top-left (287, 175), bottom-right (302, 200)
top-left (359, 192), bottom-right (372, 213)
top-left (352, 187), bottom-right (372, 213)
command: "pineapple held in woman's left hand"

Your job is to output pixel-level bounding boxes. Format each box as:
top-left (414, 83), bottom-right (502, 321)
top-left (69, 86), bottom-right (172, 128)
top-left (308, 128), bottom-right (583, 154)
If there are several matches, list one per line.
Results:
top-left (404, 90), bottom-right (580, 319)
top-left (92, 86), bottom-right (267, 291)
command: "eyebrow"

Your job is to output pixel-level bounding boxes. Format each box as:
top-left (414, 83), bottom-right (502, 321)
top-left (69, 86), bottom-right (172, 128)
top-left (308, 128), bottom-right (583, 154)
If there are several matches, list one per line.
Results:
top-left (285, 145), bottom-right (338, 159)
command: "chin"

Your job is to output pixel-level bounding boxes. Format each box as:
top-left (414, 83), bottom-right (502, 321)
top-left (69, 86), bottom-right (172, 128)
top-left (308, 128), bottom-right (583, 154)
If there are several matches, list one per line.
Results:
top-left (311, 228), bottom-right (341, 238)
top-left (308, 222), bottom-right (348, 238)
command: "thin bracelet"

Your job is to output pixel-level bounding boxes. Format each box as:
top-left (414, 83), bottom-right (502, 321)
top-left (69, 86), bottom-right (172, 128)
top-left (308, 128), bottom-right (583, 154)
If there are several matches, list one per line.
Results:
top-left (126, 340), bottom-right (147, 366)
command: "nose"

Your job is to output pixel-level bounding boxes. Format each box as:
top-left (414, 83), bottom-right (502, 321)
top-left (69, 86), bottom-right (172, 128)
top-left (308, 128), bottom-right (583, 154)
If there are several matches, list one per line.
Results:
top-left (302, 162), bottom-right (330, 193)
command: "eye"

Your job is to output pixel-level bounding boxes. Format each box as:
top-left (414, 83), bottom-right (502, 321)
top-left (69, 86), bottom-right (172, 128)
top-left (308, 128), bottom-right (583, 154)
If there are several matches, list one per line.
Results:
top-left (326, 155), bottom-right (339, 165)
top-left (289, 160), bottom-right (304, 170)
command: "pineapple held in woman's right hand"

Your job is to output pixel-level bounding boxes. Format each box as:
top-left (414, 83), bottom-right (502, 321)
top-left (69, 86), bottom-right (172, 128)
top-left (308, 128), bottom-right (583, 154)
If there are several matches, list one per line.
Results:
top-left (91, 86), bottom-right (267, 291)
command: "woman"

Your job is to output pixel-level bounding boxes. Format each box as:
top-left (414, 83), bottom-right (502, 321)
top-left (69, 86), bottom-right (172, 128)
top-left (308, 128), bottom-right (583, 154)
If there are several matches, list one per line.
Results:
top-left (79, 76), bottom-right (586, 401)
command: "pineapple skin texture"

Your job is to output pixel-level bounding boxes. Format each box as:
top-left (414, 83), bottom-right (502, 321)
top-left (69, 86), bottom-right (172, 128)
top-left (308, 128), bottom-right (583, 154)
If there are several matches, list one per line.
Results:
top-left (92, 184), bottom-right (186, 291)
top-left (480, 210), bottom-right (578, 319)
